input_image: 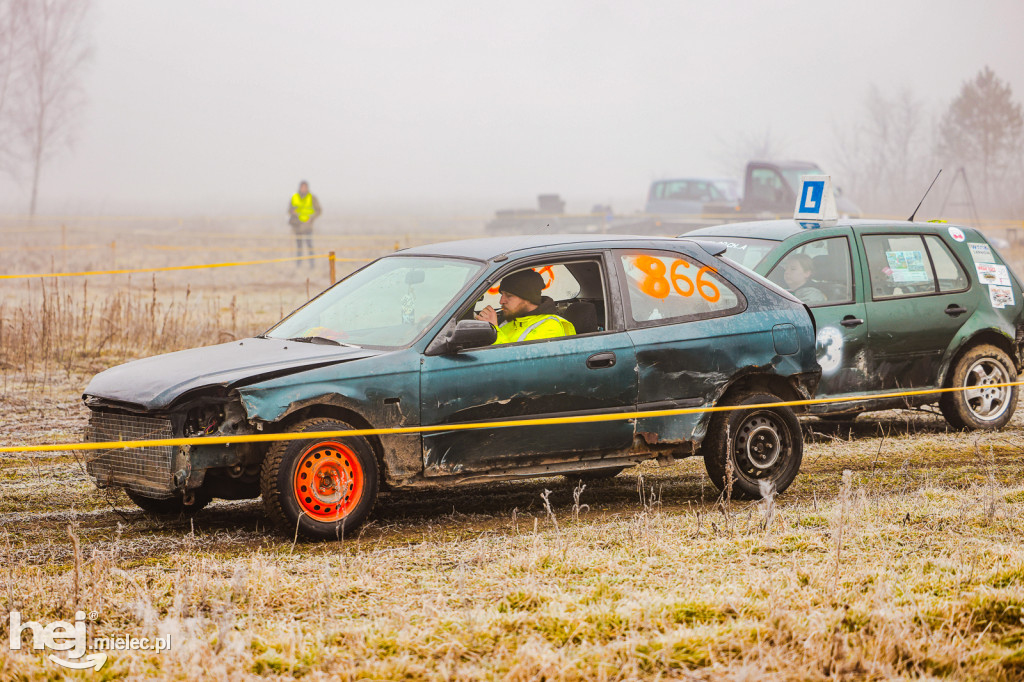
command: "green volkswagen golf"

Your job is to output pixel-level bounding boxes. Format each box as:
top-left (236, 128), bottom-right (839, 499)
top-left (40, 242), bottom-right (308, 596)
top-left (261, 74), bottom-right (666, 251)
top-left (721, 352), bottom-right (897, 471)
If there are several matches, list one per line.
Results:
top-left (687, 218), bottom-right (1024, 429)
top-left (82, 234), bottom-right (820, 538)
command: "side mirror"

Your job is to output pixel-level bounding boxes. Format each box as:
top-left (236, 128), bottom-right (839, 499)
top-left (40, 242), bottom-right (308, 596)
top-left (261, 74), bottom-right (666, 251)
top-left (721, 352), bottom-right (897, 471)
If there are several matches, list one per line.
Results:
top-left (446, 319), bottom-right (496, 352)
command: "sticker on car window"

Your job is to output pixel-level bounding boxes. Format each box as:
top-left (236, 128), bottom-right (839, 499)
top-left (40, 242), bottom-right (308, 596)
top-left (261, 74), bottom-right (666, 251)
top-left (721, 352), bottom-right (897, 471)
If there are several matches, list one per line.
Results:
top-left (885, 250), bottom-right (930, 283)
top-left (990, 285), bottom-right (1015, 309)
top-left (976, 263), bottom-right (1011, 286)
top-left (948, 226), bottom-right (966, 242)
top-left (969, 243), bottom-right (995, 264)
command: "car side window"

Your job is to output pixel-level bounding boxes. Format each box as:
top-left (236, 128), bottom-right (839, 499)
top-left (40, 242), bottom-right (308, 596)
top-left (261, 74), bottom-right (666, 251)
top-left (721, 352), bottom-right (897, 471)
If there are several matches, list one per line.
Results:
top-left (862, 234), bottom-right (937, 299)
top-left (924, 235), bottom-right (970, 293)
top-left (767, 237), bottom-right (853, 306)
top-left (463, 258), bottom-right (610, 346)
top-left (617, 251), bottom-right (742, 325)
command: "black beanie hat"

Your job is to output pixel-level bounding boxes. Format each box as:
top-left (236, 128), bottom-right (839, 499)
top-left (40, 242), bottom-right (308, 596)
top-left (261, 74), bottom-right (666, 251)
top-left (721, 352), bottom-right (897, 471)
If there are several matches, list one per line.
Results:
top-left (499, 269), bottom-right (544, 305)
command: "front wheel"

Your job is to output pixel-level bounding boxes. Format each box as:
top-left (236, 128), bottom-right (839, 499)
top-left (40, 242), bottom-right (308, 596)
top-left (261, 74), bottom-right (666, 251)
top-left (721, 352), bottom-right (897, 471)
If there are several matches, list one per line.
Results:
top-left (261, 418), bottom-right (379, 540)
top-left (939, 344), bottom-right (1018, 430)
top-left (701, 391), bottom-right (803, 500)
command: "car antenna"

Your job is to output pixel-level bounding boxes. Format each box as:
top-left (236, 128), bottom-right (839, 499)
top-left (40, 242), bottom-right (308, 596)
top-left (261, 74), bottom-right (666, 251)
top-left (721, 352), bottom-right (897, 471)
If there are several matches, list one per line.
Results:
top-left (908, 169), bottom-right (942, 222)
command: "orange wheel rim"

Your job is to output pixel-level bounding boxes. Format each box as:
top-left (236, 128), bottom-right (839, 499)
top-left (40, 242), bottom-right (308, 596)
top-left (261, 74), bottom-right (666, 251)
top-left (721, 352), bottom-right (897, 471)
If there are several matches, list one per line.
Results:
top-left (293, 441), bottom-right (363, 522)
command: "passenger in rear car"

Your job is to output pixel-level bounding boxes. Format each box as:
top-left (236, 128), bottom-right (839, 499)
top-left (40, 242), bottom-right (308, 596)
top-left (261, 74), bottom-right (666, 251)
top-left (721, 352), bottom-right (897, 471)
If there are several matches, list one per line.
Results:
top-left (781, 253), bottom-right (827, 304)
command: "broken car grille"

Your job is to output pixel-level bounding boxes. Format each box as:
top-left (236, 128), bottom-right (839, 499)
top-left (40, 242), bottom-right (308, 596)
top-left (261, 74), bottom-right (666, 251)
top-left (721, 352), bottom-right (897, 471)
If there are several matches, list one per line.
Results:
top-left (85, 412), bottom-right (176, 498)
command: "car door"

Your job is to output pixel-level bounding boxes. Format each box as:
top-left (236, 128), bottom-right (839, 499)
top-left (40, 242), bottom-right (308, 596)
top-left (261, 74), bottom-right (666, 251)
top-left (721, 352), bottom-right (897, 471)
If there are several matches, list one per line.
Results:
top-left (614, 247), bottom-right (749, 443)
top-left (858, 231), bottom-right (973, 391)
top-left (764, 232), bottom-right (870, 398)
top-left (419, 254), bottom-right (638, 475)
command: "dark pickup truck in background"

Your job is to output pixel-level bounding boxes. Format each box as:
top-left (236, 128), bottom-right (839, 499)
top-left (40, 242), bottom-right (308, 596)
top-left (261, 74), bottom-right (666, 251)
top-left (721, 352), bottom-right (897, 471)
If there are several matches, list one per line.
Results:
top-left (483, 159), bottom-right (861, 236)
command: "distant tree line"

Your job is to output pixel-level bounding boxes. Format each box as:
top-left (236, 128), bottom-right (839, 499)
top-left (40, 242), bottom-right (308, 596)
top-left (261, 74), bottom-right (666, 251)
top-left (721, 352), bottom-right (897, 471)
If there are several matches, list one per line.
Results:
top-left (833, 66), bottom-right (1023, 219)
top-left (0, 0), bottom-right (93, 216)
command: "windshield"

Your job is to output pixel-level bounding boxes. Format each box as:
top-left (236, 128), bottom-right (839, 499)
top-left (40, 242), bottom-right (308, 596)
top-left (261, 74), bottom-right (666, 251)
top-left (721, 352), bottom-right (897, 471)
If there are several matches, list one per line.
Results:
top-left (693, 237), bottom-right (778, 270)
top-left (266, 256), bottom-right (482, 348)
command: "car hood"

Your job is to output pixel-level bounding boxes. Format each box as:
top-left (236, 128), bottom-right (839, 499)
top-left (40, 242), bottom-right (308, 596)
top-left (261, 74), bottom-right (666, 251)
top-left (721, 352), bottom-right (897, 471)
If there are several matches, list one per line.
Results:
top-left (83, 337), bottom-right (381, 410)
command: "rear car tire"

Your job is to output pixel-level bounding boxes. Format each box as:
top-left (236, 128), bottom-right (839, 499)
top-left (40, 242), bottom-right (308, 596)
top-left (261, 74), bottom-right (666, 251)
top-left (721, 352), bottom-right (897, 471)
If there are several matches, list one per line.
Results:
top-left (126, 489), bottom-right (211, 516)
top-left (701, 391), bottom-right (803, 500)
top-left (261, 418), bottom-right (379, 540)
top-left (939, 344), bottom-right (1018, 430)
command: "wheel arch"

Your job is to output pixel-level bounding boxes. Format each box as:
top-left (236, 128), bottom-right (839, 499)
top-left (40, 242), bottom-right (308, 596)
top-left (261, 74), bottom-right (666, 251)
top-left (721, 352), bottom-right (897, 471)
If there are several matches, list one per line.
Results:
top-left (691, 371), bottom-right (806, 445)
top-left (716, 371), bottom-right (805, 410)
top-left (942, 330), bottom-right (1018, 388)
top-left (272, 402), bottom-right (390, 488)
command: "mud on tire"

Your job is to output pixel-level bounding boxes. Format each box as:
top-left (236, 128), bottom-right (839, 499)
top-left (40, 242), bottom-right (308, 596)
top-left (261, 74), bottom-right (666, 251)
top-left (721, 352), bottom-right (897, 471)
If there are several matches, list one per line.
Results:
top-left (939, 344), bottom-right (1018, 431)
top-left (260, 418), bottom-right (379, 540)
top-left (701, 391), bottom-right (803, 500)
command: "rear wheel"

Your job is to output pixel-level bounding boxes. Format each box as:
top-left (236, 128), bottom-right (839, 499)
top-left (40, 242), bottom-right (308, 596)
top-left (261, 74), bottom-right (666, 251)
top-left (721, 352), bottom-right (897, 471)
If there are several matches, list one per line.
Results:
top-left (126, 489), bottom-right (211, 516)
top-left (261, 418), bottom-right (379, 540)
top-left (701, 391), bottom-right (803, 499)
top-left (939, 344), bottom-right (1018, 430)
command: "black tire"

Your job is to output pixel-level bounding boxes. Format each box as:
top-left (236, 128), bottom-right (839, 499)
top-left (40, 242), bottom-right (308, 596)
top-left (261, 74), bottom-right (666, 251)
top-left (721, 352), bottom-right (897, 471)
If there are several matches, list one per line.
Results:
top-left (565, 466), bottom-right (626, 482)
top-left (701, 391), bottom-right (803, 500)
top-left (260, 418), bottom-right (379, 540)
top-left (939, 344), bottom-right (1018, 430)
top-left (126, 489), bottom-right (211, 516)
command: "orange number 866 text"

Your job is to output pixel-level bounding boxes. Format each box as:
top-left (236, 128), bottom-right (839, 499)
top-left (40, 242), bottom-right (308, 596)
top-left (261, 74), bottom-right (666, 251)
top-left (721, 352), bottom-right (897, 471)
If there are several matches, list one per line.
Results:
top-left (632, 255), bottom-right (720, 303)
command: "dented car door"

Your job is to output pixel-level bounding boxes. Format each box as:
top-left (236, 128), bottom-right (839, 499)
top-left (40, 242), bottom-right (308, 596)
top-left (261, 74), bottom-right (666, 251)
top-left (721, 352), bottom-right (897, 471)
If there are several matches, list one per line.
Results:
top-left (419, 259), bottom-right (638, 475)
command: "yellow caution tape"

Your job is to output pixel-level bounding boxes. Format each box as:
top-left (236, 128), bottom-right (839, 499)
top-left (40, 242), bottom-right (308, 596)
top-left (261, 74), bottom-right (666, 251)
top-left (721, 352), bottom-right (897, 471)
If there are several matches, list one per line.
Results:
top-left (0, 254), bottom-right (369, 280)
top-left (2, 380), bottom-right (1021, 454)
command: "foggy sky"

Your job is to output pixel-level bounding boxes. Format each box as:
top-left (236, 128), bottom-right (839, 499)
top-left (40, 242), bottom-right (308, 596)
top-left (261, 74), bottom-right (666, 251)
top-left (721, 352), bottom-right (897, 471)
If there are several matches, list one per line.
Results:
top-left (1, 0), bottom-right (1022, 217)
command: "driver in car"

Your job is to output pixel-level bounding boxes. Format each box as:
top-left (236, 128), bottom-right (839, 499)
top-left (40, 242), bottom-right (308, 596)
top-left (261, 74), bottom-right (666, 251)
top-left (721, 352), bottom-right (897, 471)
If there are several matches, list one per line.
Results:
top-left (475, 269), bottom-right (575, 344)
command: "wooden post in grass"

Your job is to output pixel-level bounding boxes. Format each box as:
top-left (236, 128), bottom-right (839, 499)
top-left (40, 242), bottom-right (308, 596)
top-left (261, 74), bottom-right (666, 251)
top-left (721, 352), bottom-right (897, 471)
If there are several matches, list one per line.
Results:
top-left (329, 251), bottom-right (336, 284)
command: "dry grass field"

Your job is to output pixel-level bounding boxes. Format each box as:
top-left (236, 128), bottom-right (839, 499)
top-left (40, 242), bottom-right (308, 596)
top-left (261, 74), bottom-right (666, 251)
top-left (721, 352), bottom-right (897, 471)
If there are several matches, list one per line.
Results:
top-left (3, 217), bottom-right (1024, 680)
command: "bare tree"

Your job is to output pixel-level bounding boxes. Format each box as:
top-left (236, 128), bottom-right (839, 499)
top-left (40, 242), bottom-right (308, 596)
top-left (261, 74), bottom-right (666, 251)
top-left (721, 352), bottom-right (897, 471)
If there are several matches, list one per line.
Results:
top-left (0, 0), bottom-right (27, 173)
top-left (14, 0), bottom-right (93, 216)
top-left (832, 85), bottom-right (936, 215)
top-left (938, 66), bottom-right (1024, 215)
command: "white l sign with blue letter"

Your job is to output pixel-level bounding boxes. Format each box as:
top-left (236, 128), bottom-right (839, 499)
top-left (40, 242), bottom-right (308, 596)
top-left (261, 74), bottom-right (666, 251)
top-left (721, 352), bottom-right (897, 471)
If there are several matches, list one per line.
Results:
top-left (793, 175), bottom-right (838, 221)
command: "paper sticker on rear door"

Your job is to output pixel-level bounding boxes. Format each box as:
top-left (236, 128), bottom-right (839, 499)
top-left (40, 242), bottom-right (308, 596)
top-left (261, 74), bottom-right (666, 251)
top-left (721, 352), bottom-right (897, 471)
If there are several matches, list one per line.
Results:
top-left (969, 243), bottom-right (994, 264)
top-left (976, 263), bottom-right (1011, 286)
top-left (990, 285), bottom-right (1014, 309)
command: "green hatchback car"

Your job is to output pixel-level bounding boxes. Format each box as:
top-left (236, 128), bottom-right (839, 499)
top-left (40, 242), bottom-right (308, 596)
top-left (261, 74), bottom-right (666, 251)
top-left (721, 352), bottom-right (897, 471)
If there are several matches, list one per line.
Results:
top-left (687, 219), bottom-right (1024, 429)
top-left (82, 234), bottom-right (820, 538)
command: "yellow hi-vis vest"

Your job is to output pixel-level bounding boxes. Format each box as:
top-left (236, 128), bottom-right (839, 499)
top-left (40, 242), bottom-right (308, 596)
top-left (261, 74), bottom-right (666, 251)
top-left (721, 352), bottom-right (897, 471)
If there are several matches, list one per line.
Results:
top-left (291, 193), bottom-right (316, 222)
top-left (494, 314), bottom-right (575, 344)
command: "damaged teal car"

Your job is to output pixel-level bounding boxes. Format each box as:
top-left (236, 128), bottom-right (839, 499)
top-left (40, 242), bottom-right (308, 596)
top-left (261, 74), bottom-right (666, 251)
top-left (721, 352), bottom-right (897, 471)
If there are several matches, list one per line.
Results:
top-left (83, 234), bottom-right (820, 539)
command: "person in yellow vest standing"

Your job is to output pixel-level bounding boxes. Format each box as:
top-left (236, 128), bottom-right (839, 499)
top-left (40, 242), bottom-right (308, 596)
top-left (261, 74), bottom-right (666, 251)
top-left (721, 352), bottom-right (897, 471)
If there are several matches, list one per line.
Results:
top-left (475, 269), bottom-right (575, 344)
top-left (288, 180), bottom-right (322, 268)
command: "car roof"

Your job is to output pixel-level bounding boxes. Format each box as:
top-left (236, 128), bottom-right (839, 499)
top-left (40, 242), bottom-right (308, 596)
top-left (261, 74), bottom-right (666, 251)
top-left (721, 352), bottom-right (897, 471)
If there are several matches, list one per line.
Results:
top-left (686, 219), bottom-right (973, 242)
top-left (398, 233), bottom-right (692, 260)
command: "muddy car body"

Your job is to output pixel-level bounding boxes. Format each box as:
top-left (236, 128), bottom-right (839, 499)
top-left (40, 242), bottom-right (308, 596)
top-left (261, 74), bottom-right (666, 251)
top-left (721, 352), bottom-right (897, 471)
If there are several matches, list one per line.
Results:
top-left (688, 219), bottom-right (1024, 429)
top-left (83, 234), bottom-right (820, 538)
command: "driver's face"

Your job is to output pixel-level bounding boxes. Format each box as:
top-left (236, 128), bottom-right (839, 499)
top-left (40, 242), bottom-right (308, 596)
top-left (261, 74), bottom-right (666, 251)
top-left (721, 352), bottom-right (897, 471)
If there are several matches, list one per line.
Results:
top-left (499, 291), bottom-right (531, 317)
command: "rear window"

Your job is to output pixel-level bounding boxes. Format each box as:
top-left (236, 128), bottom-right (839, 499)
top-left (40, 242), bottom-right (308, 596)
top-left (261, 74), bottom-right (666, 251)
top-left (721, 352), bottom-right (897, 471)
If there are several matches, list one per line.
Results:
top-left (690, 237), bottom-right (777, 270)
